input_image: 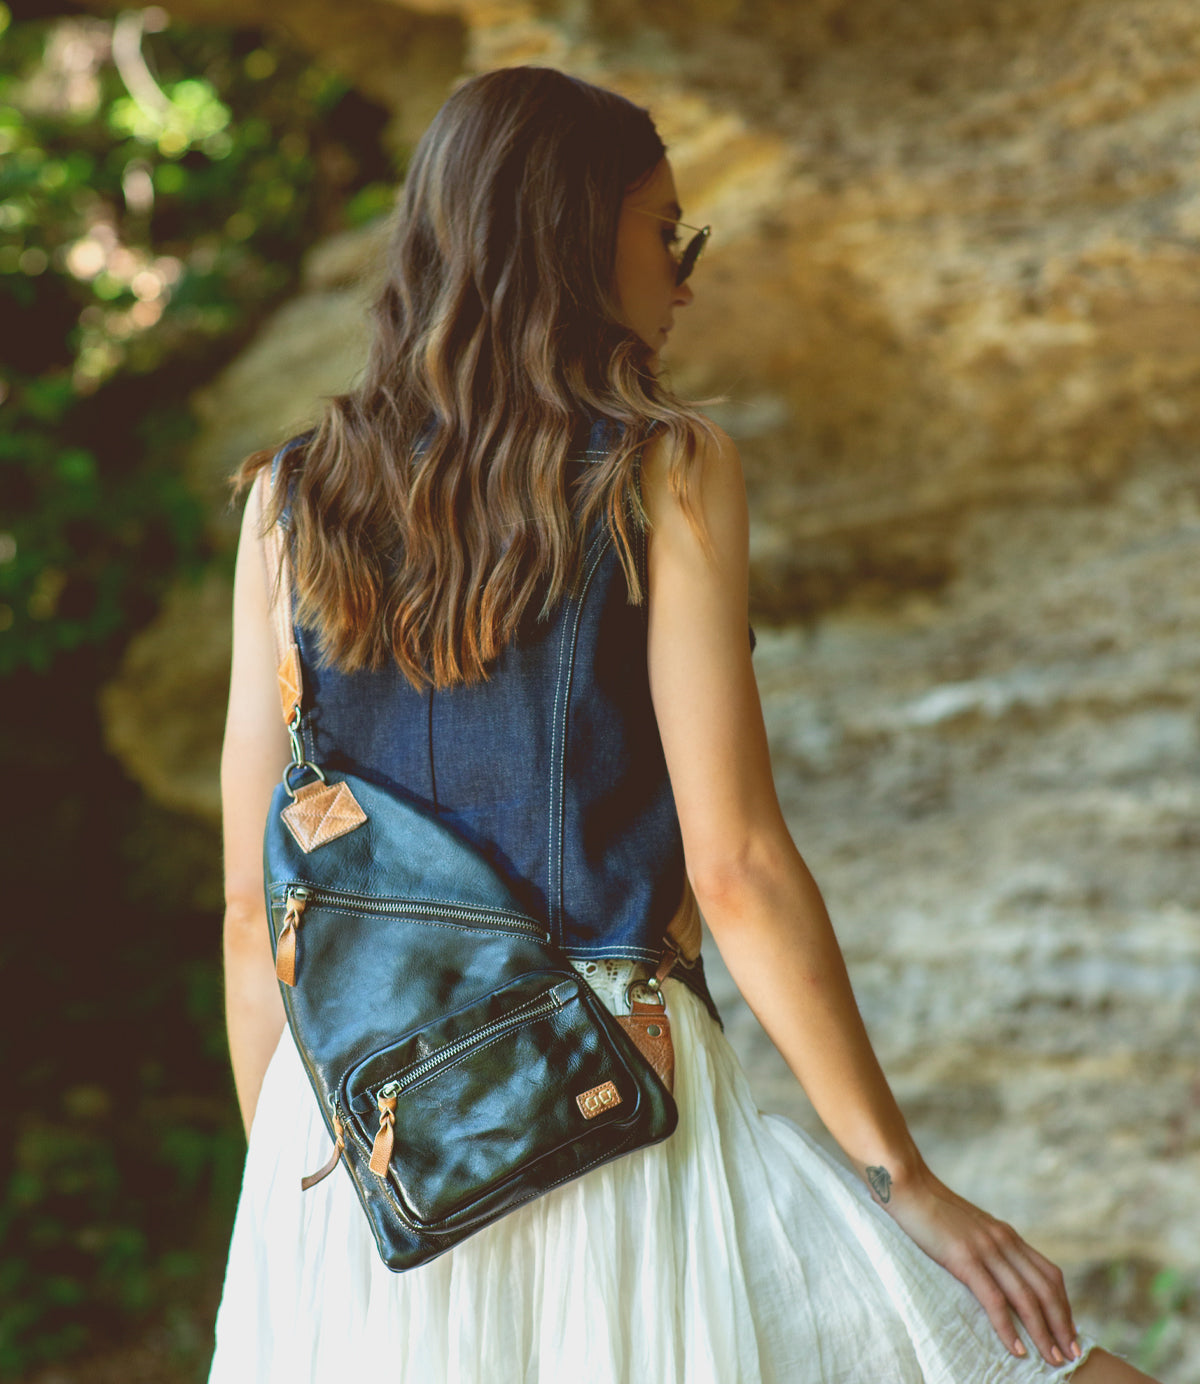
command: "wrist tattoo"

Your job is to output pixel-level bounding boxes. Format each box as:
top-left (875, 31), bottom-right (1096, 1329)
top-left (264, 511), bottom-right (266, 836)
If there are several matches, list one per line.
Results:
top-left (866, 1165), bottom-right (892, 1204)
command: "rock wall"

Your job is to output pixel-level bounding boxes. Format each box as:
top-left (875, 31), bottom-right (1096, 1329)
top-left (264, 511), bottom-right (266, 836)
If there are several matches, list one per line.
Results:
top-left (98, 1), bottom-right (1200, 1366)
top-left (706, 449), bottom-right (1200, 1368)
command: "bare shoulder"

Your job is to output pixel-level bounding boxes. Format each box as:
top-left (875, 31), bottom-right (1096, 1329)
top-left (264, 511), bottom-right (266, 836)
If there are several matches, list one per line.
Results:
top-left (239, 466), bottom-right (272, 553)
top-left (640, 414), bottom-right (742, 496)
top-left (640, 415), bottom-right (746, 567)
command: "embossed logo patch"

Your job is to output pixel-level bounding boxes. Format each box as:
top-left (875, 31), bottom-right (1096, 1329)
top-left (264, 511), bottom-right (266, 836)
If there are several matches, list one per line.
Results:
top-left (575, 1080), bottom-right (621, 1120)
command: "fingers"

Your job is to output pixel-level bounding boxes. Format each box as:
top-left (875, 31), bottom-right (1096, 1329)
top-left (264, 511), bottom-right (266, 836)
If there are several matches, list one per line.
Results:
top-left (991, 1234), bottom-right (1085, 1361)
top-left (986, 1224), bottom-right (1081, 1366)
top-left (955, 1260), bottom-right (1025, 1359)
top-left (949, 1220), bottom-right (1081, 1367)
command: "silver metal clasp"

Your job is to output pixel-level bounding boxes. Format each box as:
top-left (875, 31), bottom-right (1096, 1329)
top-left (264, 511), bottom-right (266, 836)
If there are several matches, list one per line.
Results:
top-left (624, 974), bottom-right (667, 1011)
top-left (281, 705), bottom-right (327, 798)
top-left (282, 759), bottom-right (328, 798)
top-left (287, 704), bottom-right (305, 765)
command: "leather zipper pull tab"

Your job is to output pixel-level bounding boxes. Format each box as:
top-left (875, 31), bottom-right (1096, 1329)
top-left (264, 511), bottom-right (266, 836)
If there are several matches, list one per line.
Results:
top-left (369, 1088), bottom-right (397, 1178)
top-left (300, 1114), bottom-right (344, 1191)
top-left (276, 887), bottom-right (308, 986)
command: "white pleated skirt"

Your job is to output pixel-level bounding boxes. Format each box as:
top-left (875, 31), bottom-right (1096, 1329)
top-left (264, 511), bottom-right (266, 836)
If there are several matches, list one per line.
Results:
top-left (208, 958), bottom-right (1096, 1383)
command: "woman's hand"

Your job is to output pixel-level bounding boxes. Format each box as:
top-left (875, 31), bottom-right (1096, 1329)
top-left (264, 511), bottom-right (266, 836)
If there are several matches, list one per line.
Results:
top-left (874, 1163), bottom-right (1082, 1368)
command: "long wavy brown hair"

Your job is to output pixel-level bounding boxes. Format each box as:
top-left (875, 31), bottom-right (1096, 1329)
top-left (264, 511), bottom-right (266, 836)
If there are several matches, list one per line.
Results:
top-left (235, 65), bottom-right (720, 690)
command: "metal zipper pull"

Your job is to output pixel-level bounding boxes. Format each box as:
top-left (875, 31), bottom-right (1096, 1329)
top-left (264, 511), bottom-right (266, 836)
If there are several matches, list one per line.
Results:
top-left (275, 886), bottom-right (309, 987)
top-left (368, 1085), bottom-right (398, 1178)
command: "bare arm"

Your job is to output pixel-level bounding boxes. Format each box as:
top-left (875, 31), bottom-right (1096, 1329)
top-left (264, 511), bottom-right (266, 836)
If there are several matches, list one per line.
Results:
top-left (220, 480), bottom-right (291, 1139)
top-left (641, 423), bottom-right (1080, 1368)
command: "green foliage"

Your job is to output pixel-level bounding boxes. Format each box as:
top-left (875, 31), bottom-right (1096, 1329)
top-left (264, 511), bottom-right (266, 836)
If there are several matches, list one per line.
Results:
top-left (0, 974), bottom-right (244, 1378)
top-left (0, 6), bottom-right (398, 676)
top-left (1135, 1265), bottom-right (1198, 1373)
top-left (1083, 1255), bottom-right (1200, 1377)
top-left (0, 680), bottom-right (251, 1379)
top-left (107, 76), bottom-right (233, 152)
top-left (345, 180), bottom-right (400, 227)
top-left (0, 377), bottom-right (202, 673)
top-left (0, 8), bottom-right (399, 1376)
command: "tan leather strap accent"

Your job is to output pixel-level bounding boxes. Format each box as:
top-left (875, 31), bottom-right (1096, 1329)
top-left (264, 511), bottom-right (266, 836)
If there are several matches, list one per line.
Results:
top-left (300, 1116), bottom-right (345, 1191)
top-left (652, 932), bottom-right (682, 989)
top-left (275, 892), bottom-right (306, 987)
top-left (369, 1095), bottom-right (397, 1177)
top-left (664, 875), bottom-right (702, 962)
top-left (622, 902), bottom-right (687, 1091)
top-left (274, 919), bottom-right (297, 986)
top-left (643, 878), bottom-right (696, 1089)
top-left (277, 646), bottom-right (302, 727)
top-left (616, 1005), bottom-right (674, 1093)
top-left (256, 469), bottom-right (304, 726)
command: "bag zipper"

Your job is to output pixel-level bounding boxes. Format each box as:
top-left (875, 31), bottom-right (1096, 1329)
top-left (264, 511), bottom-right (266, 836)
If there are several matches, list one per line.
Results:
top-left (375, 984), bottom-right (570, 1102)
top-left (273, 882), bottom-right (547, 941)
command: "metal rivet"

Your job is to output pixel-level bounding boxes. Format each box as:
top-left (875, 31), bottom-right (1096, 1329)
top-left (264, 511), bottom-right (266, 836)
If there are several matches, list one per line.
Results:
top-left (646, 1024), bottom-right (661, 1037)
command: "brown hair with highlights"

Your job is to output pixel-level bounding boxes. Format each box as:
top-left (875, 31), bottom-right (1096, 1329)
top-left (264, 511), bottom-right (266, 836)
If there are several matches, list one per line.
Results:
top-left (235, 65), bottom-right (719, 690)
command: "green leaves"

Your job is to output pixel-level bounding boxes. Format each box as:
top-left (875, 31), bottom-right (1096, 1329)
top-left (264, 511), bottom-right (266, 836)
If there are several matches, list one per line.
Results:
top-left (0, 9), bottom-right (400, 676)
top-left (0, 378), bottom-right (199, 674)
top-left (107, 77), bottom-right (233, 156)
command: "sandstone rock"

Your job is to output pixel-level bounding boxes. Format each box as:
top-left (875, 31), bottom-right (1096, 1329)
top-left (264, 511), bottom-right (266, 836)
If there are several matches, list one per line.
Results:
top-left (184, 219), bottom-right (389, 512)
top-left (100, 570), bottom-right (232, 823)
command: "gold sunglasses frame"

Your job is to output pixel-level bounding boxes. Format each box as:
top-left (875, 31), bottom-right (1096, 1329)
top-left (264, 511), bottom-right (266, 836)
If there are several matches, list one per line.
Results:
top-left (632, 208), bottom-right (712, 285)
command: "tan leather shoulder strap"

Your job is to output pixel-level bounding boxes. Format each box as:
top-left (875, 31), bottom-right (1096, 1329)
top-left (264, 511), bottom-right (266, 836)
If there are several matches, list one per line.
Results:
top-left (255, 467), bottom-right (303, 728)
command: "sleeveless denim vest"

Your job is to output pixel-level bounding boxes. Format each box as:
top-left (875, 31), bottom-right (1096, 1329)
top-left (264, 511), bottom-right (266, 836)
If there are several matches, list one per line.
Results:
top-left (272, 417), bottom-right (748, 1027)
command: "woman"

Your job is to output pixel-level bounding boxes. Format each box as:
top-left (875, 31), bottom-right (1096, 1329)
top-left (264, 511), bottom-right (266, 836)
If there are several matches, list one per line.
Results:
top-left (213, 66), bottom-right (1155, 1383)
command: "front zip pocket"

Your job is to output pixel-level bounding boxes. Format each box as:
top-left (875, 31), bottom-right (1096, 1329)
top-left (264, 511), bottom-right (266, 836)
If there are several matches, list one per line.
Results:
top-left (343, 970), bottom-right (642, 1229)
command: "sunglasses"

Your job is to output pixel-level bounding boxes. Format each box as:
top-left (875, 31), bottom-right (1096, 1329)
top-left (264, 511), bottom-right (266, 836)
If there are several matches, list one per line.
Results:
top-left (633, 208), bottom-right (711, 286)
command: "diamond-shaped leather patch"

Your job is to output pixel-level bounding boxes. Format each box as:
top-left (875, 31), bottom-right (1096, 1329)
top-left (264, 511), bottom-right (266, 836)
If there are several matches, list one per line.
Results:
top-left (281, 779), bottom-right (368, 852)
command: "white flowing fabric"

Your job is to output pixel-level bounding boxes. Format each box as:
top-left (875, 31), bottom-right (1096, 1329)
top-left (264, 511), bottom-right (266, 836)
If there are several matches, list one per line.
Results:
top-left (209, 959), bottom-right (1096, 1383)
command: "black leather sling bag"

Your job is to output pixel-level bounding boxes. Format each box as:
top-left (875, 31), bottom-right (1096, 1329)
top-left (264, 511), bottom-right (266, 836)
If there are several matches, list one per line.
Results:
top-left (255, 468), bottom-right (678, 1273)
